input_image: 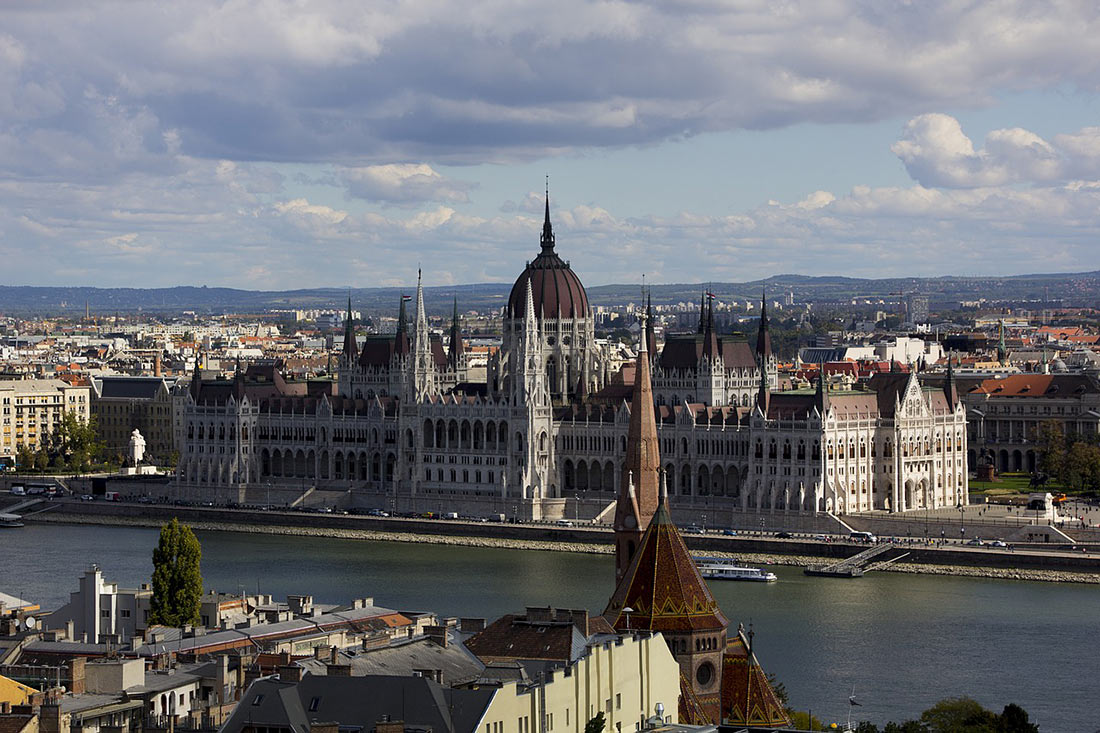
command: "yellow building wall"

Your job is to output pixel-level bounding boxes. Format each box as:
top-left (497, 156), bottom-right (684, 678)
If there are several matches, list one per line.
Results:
top-left (0, 673), bottom-right (38, 705)
top-left (475, 634), bottom-right (680, 733)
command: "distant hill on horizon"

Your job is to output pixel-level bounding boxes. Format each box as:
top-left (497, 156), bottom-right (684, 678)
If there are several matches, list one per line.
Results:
top-left (0, 270), bottom-right (1095, 316)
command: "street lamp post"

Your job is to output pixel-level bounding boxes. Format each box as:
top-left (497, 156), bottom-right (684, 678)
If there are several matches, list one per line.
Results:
top-left (623, 606), bottom-right (634, 632)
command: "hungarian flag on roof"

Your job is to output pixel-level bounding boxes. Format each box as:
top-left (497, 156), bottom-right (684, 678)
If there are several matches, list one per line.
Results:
top-left (401, 295), bottom-right (413, 302)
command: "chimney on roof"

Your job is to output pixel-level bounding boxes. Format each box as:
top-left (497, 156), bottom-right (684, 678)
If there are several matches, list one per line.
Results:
top-left (277, 665), bottom-right (302, 683)
top-left (326, 663), bottom-right (352, 677)
top-left (424, 626), bottom-right (448, 648)
top-left (554, 609), bottom-right (589, 636)
top-left (525, 607), bottom-right (552, 623)
top-left (459, 618), bottom-right (485, 633)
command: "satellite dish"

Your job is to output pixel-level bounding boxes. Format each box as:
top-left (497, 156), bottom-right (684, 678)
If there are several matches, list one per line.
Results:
top-left (24, 616), bottom-right (37, 629)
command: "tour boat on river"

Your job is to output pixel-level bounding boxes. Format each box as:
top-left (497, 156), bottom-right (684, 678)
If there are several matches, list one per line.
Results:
top-left (695, 557), bottom-right (777, 582)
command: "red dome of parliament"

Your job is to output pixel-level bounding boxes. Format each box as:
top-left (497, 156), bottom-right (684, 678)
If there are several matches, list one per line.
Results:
top-left (506, 197), bottom-right (590, 320)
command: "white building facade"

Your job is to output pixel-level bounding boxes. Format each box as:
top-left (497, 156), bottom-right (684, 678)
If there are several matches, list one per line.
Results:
top-left (175, 201), bottom-right (967, 520)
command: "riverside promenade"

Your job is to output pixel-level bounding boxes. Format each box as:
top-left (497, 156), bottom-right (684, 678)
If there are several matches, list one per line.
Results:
top-left (21, 495), bottom-right (1100, 584)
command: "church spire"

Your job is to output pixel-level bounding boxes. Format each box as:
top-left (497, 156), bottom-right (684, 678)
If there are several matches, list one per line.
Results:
top-left (697, 290), bottom-right (706, 334)
top-left (644, 292), bottom-right (657, 358)
top-left (540, 178), bottom-right (555, 253)
top-left (756, 287), bottom-right (772, 360)
top-left (614, 311), bottom-right (661, 582)
top-left (448, 296), bottom-right (465, 370)
top-left (702, 292), bottom-right (719, 360)
top-left (342, 295), bottom-right (358, 364)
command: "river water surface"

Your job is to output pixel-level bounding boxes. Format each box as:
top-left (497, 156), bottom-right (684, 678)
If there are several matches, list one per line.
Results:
top-left (2, 523), bottom-right (1097, 732)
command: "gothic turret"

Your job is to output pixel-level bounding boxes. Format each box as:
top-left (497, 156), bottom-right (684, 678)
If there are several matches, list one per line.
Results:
top-left (341, 296), bottom-right (358, 365)
top-left (943, 357), bottom-right (958, 409)
top-left (189, 354), bottom-right (202, 402)
top-left (411, 270), bottom-right (436, 400)
top-left (702, 295), bottom-right (719, 361)
top-left (448, 297), bottom-right (465, 370)
top-left (756, 288), bottom-right (772, 361)
top-left (815, 362), bottom-right (829, 415)
top-left (394, 294), bottom-right (410, 356)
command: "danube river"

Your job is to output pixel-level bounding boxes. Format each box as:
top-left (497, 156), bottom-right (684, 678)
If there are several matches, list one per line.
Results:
top-left (3, 523), bottom-right (1097, 731)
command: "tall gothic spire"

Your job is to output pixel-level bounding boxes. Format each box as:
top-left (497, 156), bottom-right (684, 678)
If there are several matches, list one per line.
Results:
top-left (189, 353), bottom-right (203, 402)
top-left (412, 269), bottom-right (435, 398)
top-left (816, 362), bottom-right (829, 415)
top-left (540, 178), bottom-right (555, 253)
top-left (756, 287), bottom-right (772, 360)
top-left (448, 297), bottom-right (465, 370)
top-left (394, 293), bottom-right (410, 356)
top-left (702, 293), bottom-right (719, 360)
top-left (342, 295), bottom-right (358, 364)
top-left (697, 290), bottom-right (706, 333)
top-left (644, 292), bottom-right (657, 358)
top-left (943, 357), bottom-right (958, 409)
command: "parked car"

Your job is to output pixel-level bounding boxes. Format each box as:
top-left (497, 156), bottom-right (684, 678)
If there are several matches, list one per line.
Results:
top-left (989, 540), bottom-right (1007, 548)
top-left (557, 519), bottom-right (574, 527)
top-left (684, 526), bottom-right (704, 534)
top-left (966, 538), bottom-right (985, 546)
top-left (775, 531), bottom-right (793, 539)
top-left (722, 529), bottom-right (738, 536)
top-left (79, 494), bottom-right (95, 501)
top-left (9, 485), bottom-right (25, 496)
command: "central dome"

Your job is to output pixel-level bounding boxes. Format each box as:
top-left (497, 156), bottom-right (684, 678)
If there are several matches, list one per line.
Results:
top-left (506, 197), bottom-right (590, 320)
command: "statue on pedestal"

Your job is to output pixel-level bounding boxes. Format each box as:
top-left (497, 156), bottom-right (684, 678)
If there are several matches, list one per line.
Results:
top-left (128, 429), bottom-right (146, 467)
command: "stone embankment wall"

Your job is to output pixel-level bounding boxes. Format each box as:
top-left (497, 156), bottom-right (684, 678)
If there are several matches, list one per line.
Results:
top-left (30, 500), bottom-right (1100, 583)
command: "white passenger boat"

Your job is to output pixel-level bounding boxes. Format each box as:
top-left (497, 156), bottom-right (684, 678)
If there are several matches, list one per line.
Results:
top-left (695, 557), bottom-right (777, 582)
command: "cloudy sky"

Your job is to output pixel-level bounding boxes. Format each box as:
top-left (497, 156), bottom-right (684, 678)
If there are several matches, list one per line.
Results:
top-left (3, 1), bottom-right (1100, 290)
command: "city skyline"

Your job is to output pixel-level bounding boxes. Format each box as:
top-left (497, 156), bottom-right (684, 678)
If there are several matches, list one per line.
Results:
top-left (4, 3), bottom-right (1100, 289)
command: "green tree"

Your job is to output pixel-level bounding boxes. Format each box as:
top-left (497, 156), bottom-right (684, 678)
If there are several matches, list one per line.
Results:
top-left (997, 703), bottom-right (1039, 733)
top-left (1034, 420), bottom-right (1067, 481)
top-left (15, 444), bottom-right (35, 472)
top-left (149, 518), bottom-right (203, 627)
top-left (584, 711), bottom-right (605, 733)
top-left (787, 711), bottom-right (823, 730)
top-left (883, 722), bottom-right (923, 733)
top-left (920, 697), bottom-right (997, 732)
top-left (1064, 442), bottom-right (1100, 492)
top-left (38, 412), bottom-right (104, 473)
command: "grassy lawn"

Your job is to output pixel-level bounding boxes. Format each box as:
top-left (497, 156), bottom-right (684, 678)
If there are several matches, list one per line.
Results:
top-left (969, 472), bottom-right (1067, 496)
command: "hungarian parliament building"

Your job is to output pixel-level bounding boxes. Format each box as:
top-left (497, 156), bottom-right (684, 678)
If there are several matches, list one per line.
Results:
top-left (178, 199), bottom-right (968, 521)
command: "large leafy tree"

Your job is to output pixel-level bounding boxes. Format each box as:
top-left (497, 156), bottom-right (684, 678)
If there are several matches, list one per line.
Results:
top-left (149, 518), bottom-right (203, 627)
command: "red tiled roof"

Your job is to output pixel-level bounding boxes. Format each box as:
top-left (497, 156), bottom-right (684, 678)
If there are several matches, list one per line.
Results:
top-left (604, 499), bottom-right (728, 634)
top-left (720, 629), bottom-right (791, 728)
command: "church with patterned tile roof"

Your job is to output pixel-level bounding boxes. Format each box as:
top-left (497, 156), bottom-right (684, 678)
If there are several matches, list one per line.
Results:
top-left (604, 325), bottom-right (789, 726)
